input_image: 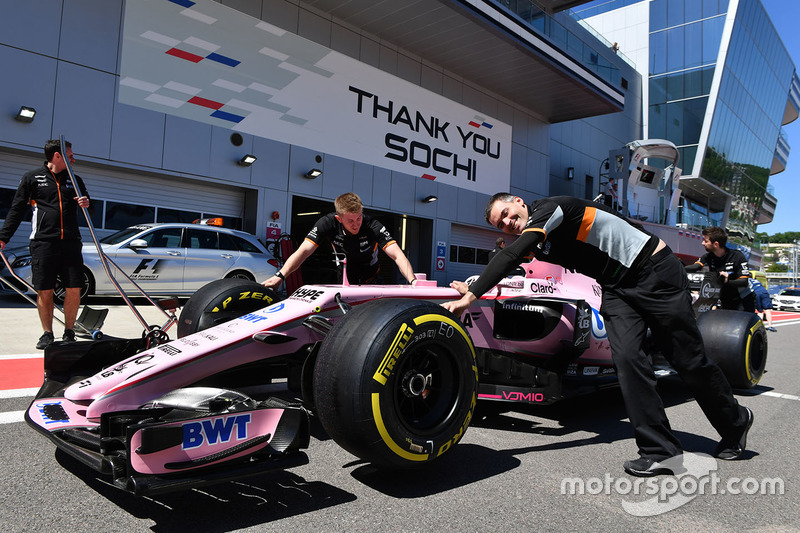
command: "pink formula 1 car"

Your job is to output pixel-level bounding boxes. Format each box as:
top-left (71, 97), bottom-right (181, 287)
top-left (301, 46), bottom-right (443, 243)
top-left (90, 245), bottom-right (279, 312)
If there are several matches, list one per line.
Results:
top-left (25, 260), bottom-right (766, 495)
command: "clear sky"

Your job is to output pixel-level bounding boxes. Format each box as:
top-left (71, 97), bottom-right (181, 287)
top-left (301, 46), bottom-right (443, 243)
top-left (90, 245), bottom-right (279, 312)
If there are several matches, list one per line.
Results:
top-left (759, 0), bottom-right (799, 235)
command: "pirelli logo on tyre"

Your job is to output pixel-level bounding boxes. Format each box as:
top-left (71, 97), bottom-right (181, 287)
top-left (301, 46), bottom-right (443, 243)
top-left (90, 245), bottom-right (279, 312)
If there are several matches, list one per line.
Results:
top-left (373, 323), bottom-right (414, 385)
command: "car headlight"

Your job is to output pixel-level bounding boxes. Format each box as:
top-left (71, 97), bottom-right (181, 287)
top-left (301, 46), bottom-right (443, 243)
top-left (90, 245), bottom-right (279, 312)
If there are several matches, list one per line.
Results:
top-left (12, 256), bottom-right (32, 268)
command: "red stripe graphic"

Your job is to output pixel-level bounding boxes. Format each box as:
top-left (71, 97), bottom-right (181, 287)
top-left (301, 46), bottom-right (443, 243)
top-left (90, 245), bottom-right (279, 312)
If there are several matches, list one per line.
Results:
top-left (422, 174), bottom-right (437, 180)
top-left (188, 96), bottom-right (224, 110)
top-left (166, 48), bottom-right (204, 63)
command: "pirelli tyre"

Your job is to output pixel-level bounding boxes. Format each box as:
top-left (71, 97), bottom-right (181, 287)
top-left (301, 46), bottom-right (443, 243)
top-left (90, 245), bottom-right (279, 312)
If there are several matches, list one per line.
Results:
top-left (313, 299), bottom-right (478, 469)
top-left (698, 309), bottom-right (767, 389)
top-left (178, 278), bottom-right (282, 337)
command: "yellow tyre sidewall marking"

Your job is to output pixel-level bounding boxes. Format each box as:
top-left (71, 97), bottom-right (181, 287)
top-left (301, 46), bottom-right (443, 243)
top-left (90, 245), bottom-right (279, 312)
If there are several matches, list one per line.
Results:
top-left (370, 313), bottom-right (478, 461)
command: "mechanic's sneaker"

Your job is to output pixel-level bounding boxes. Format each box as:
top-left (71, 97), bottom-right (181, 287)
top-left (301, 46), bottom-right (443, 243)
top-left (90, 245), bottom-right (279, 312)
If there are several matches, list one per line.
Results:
top-left (36, 331), bottom-right (55, 350)
top-left (623, 456), bottom-right (681, 477)
top-left (715, 406), bottom-right (754, 460)
top-left (766, 326), bottom-right (777, 332)
top-left (62, 329), bottom-right (76, 342)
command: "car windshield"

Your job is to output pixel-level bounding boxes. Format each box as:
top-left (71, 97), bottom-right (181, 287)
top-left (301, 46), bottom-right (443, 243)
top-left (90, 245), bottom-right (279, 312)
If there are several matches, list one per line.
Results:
top-left (99, 226), bottom-right (150, 245)
top-left (780, 289), bottom-right (800, 297)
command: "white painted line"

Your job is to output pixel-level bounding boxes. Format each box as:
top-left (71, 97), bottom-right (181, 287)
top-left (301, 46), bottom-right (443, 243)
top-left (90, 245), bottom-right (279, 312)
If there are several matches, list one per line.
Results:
top-left (0, 387), bottom-right (39, 399)
top-left (761, 391), bottom-right (800, 402)
top-left (0, 411), bottom-right (24, 425)
top-left (0, 353), bottom-right (42, 360)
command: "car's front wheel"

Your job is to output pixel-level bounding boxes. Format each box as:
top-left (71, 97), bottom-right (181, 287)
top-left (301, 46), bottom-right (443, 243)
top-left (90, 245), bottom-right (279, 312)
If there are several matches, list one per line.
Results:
top-left (312, 299), bottom-right (478, 469)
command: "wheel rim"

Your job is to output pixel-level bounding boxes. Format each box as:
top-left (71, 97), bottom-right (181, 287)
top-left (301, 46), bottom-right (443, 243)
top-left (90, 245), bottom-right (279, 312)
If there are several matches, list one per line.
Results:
top-left (748, 331), bottom-right (767, 379)
top-left (391, 340), bottom-right (462, 435)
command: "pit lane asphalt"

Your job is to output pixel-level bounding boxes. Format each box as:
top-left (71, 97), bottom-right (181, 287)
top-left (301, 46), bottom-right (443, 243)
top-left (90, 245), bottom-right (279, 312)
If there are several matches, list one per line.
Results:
top-left (1, 293), bottom-right (799, 532)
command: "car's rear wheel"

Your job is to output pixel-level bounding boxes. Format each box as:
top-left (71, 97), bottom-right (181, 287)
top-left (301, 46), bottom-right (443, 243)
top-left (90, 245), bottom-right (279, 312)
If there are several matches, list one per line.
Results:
top-left (698, 309), bottom-right (767, 389)
top-left (177, 278), bottom-right (282, 337)
top-left (312, 299), bottom-right (478, 469)
top-left (53, 268), bottom-right (93, 305)
top-left (225, 270), bottom-right (255, 281)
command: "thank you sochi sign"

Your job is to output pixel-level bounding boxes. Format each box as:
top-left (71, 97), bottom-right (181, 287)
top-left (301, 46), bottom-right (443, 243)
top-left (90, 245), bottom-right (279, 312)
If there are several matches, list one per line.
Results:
top-left (120, 0), bottom-right (511, 195)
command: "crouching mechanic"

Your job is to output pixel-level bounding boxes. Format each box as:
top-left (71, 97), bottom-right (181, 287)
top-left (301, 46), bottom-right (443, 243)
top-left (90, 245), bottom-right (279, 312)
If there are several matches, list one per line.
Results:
top-left (262, 192), bottom-right (417, 289)
top-left (0, 139), bottom-right (90, 349)
top-left (442, 193), bottom-right (754, 477)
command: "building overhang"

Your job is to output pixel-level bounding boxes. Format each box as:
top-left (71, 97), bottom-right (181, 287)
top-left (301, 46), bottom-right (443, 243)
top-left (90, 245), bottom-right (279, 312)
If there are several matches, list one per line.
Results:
top-left (300, 0), bottom-right (625, 122)
top-left (679, 176), bottom-right (732, 214)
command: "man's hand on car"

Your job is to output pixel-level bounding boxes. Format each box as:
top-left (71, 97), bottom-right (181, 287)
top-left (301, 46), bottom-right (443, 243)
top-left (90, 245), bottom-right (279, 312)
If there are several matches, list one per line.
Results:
top-left (450, 280), bottom-right (469, 295)
top-left (441, 290), bottom-right (477, 318)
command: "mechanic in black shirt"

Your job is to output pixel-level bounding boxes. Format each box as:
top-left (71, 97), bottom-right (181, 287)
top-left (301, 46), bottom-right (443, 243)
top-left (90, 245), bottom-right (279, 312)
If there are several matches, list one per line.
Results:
top-left (442, 194), bottom-right (754, 477)
top-left (0, 139), bottom-right (90, 349)
top-left (262, 192), bottom-right (417, 288)
top-left (685, 226), bottom-right (755, 311)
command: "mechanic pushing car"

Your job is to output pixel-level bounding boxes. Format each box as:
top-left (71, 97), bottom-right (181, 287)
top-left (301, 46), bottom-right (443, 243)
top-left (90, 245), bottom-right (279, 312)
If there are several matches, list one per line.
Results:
top-left (0, 139), bottom-right (90, 350)
top-left (685, 226), bottom-right (756, 312)
top-left (262, 192), bottom-right (418, 288)
top-left (442, 193), bottom-right (754, 477)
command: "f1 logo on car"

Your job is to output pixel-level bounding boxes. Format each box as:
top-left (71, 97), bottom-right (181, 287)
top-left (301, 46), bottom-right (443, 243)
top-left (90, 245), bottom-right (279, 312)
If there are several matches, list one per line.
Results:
top-left (131, 258), bottom-right (163, 280)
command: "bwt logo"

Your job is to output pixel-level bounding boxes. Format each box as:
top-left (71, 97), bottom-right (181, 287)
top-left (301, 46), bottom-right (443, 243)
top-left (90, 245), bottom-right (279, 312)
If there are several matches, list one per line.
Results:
top-left (182, 413), bottom-right (252, 450)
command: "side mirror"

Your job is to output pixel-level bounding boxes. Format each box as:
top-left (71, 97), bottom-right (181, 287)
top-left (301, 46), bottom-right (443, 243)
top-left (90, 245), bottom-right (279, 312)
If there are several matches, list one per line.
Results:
top-left (128, 239), bottom-right (148, 249)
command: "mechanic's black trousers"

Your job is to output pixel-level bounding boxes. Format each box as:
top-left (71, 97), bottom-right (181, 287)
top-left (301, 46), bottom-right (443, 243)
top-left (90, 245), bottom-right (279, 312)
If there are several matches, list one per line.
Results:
top-left (601, 246), bottom-right (749, 460)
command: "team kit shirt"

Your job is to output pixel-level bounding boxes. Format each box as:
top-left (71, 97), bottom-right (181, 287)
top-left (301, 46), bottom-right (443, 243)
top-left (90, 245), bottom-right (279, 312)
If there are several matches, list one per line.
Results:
top-left (0, 165), bottom-right (89, 243)
top-left (693, 248), bottom-right (752, 308)
top-left (305, 212), bottom-right (396, 283)
top-left (470, 196), bottom-right (659, 298)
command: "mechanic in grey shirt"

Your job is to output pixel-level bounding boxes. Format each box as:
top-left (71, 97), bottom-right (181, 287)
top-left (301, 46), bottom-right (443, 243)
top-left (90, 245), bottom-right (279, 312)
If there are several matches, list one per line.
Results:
top-left (443, 193), bottom-right (754, 477)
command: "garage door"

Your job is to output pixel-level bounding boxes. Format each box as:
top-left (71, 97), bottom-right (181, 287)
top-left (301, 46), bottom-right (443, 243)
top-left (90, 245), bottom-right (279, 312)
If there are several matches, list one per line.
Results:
top-left (448, 223), bottom-right (511, 282)
top-left (0, 152), bottom-right (245, 246)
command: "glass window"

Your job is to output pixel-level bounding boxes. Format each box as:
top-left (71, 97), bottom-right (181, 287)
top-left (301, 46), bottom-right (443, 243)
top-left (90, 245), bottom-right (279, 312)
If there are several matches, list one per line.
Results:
top-left (702, 16), bottom-right (724, 64)
top-left (650, 76), bottom-right (668, 104)
top-left (703, 0), bottom-right (719, 18)
top-left (684, 21), bottom-right (702, 69)
top-left (157, 207), bottom-right (201, 224)
top-left (667, 26), bottom-right (684, 72)
top-left (184, 228), bottom-right (219, 250)
top-left (650, 31), bottom-right (667, 75)
top-left (457, 246), bottom-right (476, 264)
top-left (218, 232), bottom-right (239, 251)
top-left (667, 0), bottom-right (684, 28)
top-left (476, 248), bottom-right (490, 265)
top-left (685, 0), bottom-right (702, 23)
top-left (233, 235), bottom-right (262, 253)
top-left (139, 227), bottom-right (183, 248)
top-left (702, 65), bottom-right (715, 94)
top-left (667, 73), bottom-right (684, 101)
top-left (650, 0), bottom-right (667, 32)
top-left (104, 201), bottom-right (155, 230)
top-left (667, 101), bottom-right (684, 145)
top-left (683, 97), bottom-right (708, 145)
top-left (681, 145), bottom-right (698, 173)
top-left (649, 104), bottom-right (667, 138)
top-left (684, 68), bottom-right (703, 98)
top-left (77, 199), bottom-right (103, 229)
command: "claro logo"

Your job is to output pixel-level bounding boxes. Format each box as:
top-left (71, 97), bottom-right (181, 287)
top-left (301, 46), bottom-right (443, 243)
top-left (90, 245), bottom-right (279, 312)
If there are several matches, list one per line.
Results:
top-left (529, 281), bottom-right (555, 294)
